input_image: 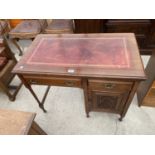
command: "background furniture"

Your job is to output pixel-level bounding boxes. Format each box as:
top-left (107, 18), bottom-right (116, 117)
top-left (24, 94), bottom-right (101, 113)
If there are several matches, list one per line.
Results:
top-left (13, 33), bottom-right (146, 121)
top-left (9, 19), bottom-right (23, 28)
top-left (44, 19), bottom-right (74, 34)
top-left (137, 52), bottom-right (155, 107)
top-left (0, 108), bottom-right (46, 135)
top-left (0, 20), bottom-right (10, 35)
top-left (74, 19), bottom-right (103, 33)
top-left (9, 19), bottom-right (47, 56)
top-left (0, 36), bottom-right (22, 101)
top-left (74, 19), bottom-right (155, 55)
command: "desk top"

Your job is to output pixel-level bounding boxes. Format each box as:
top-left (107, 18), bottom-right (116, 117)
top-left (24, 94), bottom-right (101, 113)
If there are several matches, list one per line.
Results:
top-left (13, 33), bottom-right (146, 79)
top-left (0, 109), bottom-right (36, 135)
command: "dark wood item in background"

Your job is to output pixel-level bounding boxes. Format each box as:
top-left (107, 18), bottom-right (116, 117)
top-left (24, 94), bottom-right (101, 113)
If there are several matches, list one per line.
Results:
top-left (137, 52), bottom-right (155, 107)
top-left (0, 56), bottom-right (8, 70)
top-left (44, 19), bottom-right (74, 34)
top-left (0, 109), bottom-right (46, 135)
top-left (12, 33), bottom-right (146, 121)
top-left (0, 36), bottom-right (22, 101)
top-left (0, 20), bottom-right (10, 35)
top-left (74, 19), bottom-right (155, 55)
top-left (9, 19), bottom-right (47, 56)
top-left (74, 19), bottom-right (103, 33)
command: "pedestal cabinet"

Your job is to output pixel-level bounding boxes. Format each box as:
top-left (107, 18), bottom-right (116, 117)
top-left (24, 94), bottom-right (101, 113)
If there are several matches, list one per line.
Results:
top-left (88, 80), bottom-right (132, 115)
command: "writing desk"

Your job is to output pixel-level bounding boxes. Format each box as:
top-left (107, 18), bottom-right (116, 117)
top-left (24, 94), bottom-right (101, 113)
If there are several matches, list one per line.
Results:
top-left (12, 33), bottom-right (146, 121)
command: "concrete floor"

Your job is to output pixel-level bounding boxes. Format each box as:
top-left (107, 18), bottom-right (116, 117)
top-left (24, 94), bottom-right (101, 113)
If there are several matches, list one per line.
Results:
top-left (0, 40), bottom-right (155, 135)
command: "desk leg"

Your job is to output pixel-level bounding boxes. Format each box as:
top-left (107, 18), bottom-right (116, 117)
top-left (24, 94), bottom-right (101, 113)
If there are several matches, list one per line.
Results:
top-left (27, 85), bottom-right (49, 113)
top-left (120, 81), bottom-right (140, 121)
top-left (82, 78), bottom-right (90, 117)
top-left (18, 75), bottom-right (49, 113)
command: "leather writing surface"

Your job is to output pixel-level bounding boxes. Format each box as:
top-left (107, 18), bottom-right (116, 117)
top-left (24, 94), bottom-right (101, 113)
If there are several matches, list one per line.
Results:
top-left (12, 34), bottom-right (146, 79)
top-left (27, 38), bottom-right (130, 68)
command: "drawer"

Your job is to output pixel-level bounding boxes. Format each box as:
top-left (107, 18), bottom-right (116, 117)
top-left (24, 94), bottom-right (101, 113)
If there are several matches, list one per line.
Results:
top-left (23, 75), bottom-right (81, 88)
top-left (88, 80), bottom-right (132, 92)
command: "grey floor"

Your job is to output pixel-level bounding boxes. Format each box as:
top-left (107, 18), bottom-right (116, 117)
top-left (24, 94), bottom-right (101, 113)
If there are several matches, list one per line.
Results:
top-left (0, 40), bottom-right (155, 135)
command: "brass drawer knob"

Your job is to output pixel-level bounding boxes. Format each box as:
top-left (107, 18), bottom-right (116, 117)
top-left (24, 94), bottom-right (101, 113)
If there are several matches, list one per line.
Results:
top-left (104, 83), bottom-right (115, 89)
top-left (30, 80), bottom-right (37, 84)
top-left (65, 81), bottom-right (74, 86)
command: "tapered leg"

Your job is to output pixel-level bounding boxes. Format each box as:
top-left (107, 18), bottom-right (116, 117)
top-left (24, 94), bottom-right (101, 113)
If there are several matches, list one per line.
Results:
top-left (82, 78), bottom-right (90, 117)
top-left (120, 82), bottom-right (140, 121)
top-left (119, 117), bottom-right (123, 121)
top-left (17, 74), bottom-right (50, 113)
top-left (25, 84), bottom-right (48, 112)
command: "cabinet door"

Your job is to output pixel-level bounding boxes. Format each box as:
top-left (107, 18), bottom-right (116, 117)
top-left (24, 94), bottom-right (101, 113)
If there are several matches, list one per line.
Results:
top-left (91, 90), bottom-right (129, 113)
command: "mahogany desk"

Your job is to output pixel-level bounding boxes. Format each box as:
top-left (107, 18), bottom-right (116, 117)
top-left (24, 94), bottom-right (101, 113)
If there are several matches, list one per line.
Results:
top-left (12, 33), bottom-right (146, 121)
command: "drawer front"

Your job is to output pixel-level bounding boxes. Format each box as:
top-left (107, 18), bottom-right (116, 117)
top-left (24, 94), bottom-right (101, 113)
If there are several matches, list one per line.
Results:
top-left (23, 75), bottom-right (81, 88)
top-left (88, 80), bottom-right (132, 92)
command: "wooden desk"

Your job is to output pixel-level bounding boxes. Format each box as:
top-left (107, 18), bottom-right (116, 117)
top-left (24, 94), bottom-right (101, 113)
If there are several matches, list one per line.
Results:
top-left (12, 33), bottom-right (146, 121)
top-left (0, 109), bottom-right (46, 135)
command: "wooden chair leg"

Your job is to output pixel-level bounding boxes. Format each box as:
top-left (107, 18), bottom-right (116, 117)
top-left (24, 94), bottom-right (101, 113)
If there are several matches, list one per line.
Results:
top-left (11, 38), bottom-right (23, 56)
top-left (0, 82), bottom-right (22, 101)
top-left (9, 82), bottom-right (23, 100)
top-left (0, 82), bottom-right (15, 101)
